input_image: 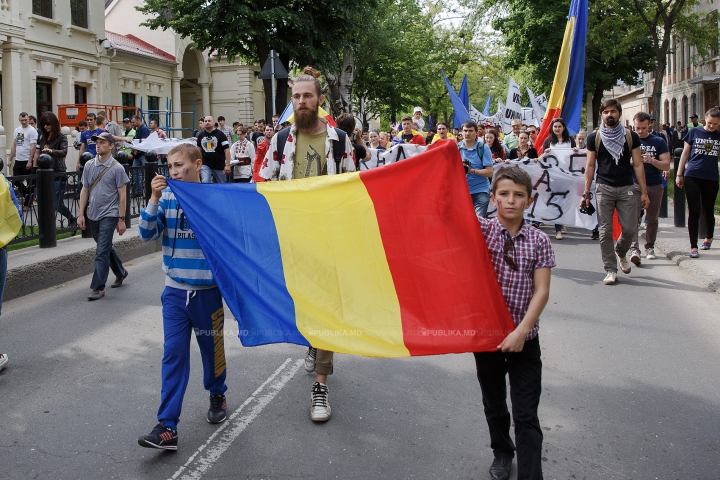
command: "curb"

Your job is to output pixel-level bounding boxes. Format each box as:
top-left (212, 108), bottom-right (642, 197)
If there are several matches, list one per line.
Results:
top-left (5, 236), bottom-right (162, 301)
top-left (659, 248), bottom-right (720, 293)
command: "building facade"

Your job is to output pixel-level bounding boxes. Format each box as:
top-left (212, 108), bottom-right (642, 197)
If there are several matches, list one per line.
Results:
top-left (0, 0), bottom-right (267, 172)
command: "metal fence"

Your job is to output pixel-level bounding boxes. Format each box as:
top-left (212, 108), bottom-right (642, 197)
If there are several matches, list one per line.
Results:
top-left (6, 162), bottom-right (170, 247)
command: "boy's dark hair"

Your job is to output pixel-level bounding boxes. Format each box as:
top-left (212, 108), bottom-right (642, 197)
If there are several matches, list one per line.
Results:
top-left (461, 120), bottom-right (478, 131)
top-left (232, 121), bottom-right (240, 127)
top-left (86, 113), bottom-right (97, 120)
top-left (600, 98), bottom-right (622, 114)
top-left (705, 106), bottom-right (720, 118)
top-left (492, 166), bottom-right (533, 197)
top-left (218, 116), bottom-right (225, 121)
top-left (78, 120), bottom-right (88, 127)
top-left (168, 143), bottom-right (202, 163)
top-left (336, 112), bottom-right (357, 136)
top-left (633, 112), bottom-right (651, 123)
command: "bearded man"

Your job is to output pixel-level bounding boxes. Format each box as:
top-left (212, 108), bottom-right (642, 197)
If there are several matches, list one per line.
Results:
top-left (259, 67), bottom-right (355, 422)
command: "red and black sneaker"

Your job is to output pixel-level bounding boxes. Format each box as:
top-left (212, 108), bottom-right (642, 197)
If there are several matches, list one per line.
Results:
top-left (207, 394), bottom-right (227, 424)
top-left (138, 422), bottom-right (178, 451)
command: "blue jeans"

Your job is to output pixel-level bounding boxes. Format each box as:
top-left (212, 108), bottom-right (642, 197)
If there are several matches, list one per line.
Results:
top-left (132, 154), bottom-right (146, 196)
top-left (471, 192), bottom-right (490, 218)
top-left (200, 165), bottom-right (227, 184)
top-left (0, 246), bottom-right (6, 316)
top-left (53, 179), bottom-right (75, 223)
top-left (88, 217), bottom-right (125, 291)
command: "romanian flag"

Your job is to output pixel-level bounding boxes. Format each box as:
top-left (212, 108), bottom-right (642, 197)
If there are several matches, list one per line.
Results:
top-left (535, 0), bottom-right (588, 152)
top-left (170, 142), bottom-right (515, 358)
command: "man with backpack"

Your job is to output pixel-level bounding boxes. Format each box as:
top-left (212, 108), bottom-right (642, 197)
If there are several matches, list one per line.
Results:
top-left (458, 120), bottom-right (494, 218)
top-left (581, 99), bottom-right (649, 285)
top-left (259, 66), bottom-right (355, 423)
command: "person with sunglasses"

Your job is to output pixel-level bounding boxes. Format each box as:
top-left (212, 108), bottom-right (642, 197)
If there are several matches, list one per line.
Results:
top-left (473, 166), bottom-right (555, 480)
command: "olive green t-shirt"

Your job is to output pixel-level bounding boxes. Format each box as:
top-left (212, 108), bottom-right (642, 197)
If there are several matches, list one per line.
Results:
top-left (293, 131), bottom-right (328, 179)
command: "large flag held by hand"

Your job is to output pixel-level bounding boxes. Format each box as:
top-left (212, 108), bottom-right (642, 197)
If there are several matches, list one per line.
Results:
top-left (170, 142), bottom-right (515, 358)
top-left (535, 0), bottom-right (588, 152)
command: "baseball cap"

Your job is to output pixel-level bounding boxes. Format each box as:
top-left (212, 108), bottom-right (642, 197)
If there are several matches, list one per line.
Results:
top-left (91, 132), bottom-right (116, 144)
top-left (648, 115), bottom-right (655, 120)
top-left (690, 113), bottom-right (699, 118)
top-left (413, 106), bottom-right (423, 114)
top-left (484, 121), bottom-right (494, 127)
top-left (122, 117), bottom-right (131, 123)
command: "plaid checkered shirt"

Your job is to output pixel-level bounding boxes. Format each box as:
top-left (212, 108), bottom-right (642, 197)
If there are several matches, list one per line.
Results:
top-left (478, 217), bottom-right (556, 340)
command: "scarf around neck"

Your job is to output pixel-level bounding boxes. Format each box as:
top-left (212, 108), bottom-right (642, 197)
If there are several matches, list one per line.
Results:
top-left (599, 123), bottom-right (626, 164)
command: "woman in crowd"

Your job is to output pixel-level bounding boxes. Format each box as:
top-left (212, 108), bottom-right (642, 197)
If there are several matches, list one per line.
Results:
top-left (675, 106), bottom-right (720, 257)
top-left (542, 118), bottom-right (577, 240)
top-left (379, 131), bottom-right (391, 150)
top-left (508, 130), bottom-right (538, 160)
top-left (230, 126), bottom-right (255, 183)
top-left (34, 112), bottom-right (76, 228)
top-left (368, 129), bottom-right (384, 152)
top-left (484, 128), bottom-right (506, 162)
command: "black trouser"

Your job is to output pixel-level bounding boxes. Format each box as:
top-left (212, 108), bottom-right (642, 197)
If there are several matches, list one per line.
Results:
top-left (473, 336), bottom-right (543, 480)
top-left (683, 176), bottom-right (718, 248)
top-left (12, 162), bottom-right (30, 205)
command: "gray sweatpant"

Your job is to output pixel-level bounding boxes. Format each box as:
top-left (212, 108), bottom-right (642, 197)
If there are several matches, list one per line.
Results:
top-left (596, 184), bottom-right (638, 273)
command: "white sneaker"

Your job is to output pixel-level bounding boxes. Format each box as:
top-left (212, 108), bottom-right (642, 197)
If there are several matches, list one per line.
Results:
top-left (0, 354), bottom-right (8, 371)
top-left (603, 272), bottom-right (618, 285)
top-left (304, 347), bottom-right (317, 373)
top-left (617, 254), bottom-right (631, 274)
top-left (555, 231), bottom-right (563, 240)
top-left (646, 248), bottom-right (656, 260)
top-left (310, 382), bottom-right (331, 422)
top-left (630, 250), bottom-right (642, 266)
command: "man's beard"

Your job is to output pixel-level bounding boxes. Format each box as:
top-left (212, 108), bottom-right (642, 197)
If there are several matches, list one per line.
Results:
top-left (604, 116), bottom-right (617, 127)
top-left (295, 103), bottom-right (319, 130)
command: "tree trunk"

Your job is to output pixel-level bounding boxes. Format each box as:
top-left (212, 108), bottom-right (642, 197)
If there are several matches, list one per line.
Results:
top-left (591, 82), bottom-right (604, 129)
top-left (323, 53), bottom-right (356, 117)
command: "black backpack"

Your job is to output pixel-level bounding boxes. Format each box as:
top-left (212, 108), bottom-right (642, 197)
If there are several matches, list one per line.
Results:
top-left (275, 126), bottom-right (348, 174)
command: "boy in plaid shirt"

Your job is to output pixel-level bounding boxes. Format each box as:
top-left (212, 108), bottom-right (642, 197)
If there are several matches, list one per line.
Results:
top-left (474, 166), bottom-right (555, 480)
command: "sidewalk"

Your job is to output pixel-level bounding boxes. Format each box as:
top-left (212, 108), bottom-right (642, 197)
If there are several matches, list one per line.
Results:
top-left (649, 206), bottom-right (720, 293)
top-left (5, 224), bottom-right (161, 301)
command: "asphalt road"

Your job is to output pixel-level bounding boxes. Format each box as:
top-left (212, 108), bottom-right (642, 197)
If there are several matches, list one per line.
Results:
top-left (1, 227), bottom-right (719, 480)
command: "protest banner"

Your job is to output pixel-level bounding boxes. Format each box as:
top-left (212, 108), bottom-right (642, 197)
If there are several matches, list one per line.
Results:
top-left (130, 132), bottom-right (195, 155)
top-left (538, 147), bottom-right (588, 173)
top-left (502, 78), bottom-right (523, 134)
top-left (488, 156), bottom-right (597, 229)
top-left (359, 144), bottom-right (428, 171)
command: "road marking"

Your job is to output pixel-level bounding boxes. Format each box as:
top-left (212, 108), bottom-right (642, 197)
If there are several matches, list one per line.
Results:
top-left (169, 358), bottom-right (304, 480)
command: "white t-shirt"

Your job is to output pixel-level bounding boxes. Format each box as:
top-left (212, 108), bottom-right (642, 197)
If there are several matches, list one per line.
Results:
top-left (13, 125), bottom-right (38, 162)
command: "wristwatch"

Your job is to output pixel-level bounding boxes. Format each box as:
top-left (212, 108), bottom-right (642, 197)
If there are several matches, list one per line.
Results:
top-left (119, 216), bottom-right (125, 220)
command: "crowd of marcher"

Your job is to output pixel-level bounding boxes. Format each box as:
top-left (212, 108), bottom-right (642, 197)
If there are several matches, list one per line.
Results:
top-left (1, 66), bottom-right (718, 480)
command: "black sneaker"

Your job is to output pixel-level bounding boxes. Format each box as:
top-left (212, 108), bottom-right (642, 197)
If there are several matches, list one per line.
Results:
top-left (138, 422), bottom-right (178, 450)
top-left (591, 229), bottom-right (599, 240)
top-left (207, 394), bottom-right (227, 423)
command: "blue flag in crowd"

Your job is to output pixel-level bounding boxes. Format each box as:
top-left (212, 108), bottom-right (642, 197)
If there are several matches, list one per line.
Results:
top-left (441, 71), bottom-right (471, 130)
top-left (483, 94), bottom-right (492, 116)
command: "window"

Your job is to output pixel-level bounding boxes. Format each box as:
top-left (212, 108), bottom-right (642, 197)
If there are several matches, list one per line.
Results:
top-left (36, 80), bottom-right (53, 121)
top-left (70, 0), bottom-right (88, 29)
top-left (122, 92), bottom-right (136, 120)
top-left (148, 96), bottom-right (160, 124)
top-left (74, 85), bottom-right (87, 104)
top-left (32, 0), bottom-right (52, 18)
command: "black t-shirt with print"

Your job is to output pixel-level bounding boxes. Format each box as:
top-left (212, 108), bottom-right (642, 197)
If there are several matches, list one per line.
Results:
top-left (196, 129), bottom-right (230, 170)
top-left (587, 130), bottom-right (640, 186)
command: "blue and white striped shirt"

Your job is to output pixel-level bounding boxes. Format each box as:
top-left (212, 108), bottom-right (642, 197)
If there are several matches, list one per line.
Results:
top-left (138, 187), bottom-right (216, 290)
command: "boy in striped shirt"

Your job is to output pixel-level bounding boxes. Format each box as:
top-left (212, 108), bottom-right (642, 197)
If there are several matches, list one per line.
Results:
top-left (137, 143), bottom-right (228, 451)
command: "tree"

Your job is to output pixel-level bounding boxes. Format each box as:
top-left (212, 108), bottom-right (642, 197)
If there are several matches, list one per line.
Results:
top-left (483, 0), bottom-right (655, 128)
top-left (137, 0), bottom-right (376, 121)
top-left (630, 0), bottom-right (718, 118)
